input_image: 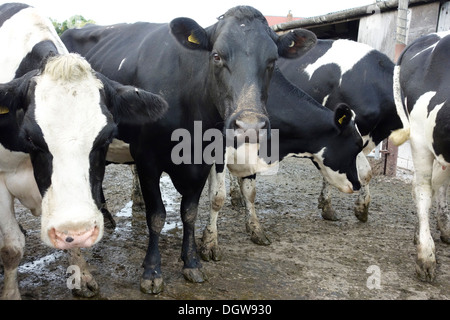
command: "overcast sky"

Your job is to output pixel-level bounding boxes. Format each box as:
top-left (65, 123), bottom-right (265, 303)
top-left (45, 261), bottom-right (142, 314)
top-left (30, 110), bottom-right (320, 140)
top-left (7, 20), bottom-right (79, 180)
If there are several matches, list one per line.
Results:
top-left (18, 0), bottom-right (375, 27)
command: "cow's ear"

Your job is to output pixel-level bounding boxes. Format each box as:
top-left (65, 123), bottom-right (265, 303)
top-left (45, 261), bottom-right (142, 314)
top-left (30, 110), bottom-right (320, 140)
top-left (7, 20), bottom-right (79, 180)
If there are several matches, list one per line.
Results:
top-left (170, 17), bottom-right (210, 50)
top-left (97, 73), bottom-right (168, 126)
top-left (0, 72), bottom-right (35, 117)
top-left (334, 103), bottom-right (353, 131)
top-left (278, 29), bottom-right (317, 59)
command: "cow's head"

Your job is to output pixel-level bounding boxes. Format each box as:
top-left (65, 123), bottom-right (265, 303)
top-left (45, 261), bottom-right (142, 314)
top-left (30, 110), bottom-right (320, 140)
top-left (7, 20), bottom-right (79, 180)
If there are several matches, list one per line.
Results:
top-left (170, 6), bottom-right (316, 140)
top-left (312, 104), bottom-right (367, 193)
top-left (0, 53), bottom-right (168, 249)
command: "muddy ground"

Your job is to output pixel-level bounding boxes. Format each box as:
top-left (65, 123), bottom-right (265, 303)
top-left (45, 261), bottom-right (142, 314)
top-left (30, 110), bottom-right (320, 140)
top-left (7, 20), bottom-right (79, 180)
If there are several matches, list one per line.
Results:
top-left (2, 157), bottom-right (450, 300)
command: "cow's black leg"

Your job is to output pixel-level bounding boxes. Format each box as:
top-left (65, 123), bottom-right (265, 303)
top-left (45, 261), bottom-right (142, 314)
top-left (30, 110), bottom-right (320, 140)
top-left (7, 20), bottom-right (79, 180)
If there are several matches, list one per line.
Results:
top-left (135, 163), bottom-right (166, 294)
top-left (180, 190), bottom-right (207, 283)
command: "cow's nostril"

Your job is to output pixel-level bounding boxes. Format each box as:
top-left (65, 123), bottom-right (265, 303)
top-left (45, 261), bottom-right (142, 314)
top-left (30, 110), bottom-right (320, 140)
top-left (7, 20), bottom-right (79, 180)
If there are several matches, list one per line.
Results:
top-left (65, 236), bottom-right (74, 243)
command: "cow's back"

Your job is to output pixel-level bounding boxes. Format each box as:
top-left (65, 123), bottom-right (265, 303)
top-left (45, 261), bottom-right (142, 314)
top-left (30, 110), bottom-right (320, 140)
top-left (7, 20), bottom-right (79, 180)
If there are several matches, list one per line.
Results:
top-left (398, 32), bottom-right (450, 107)
top-left (62, 23), bottom-right (198, 93)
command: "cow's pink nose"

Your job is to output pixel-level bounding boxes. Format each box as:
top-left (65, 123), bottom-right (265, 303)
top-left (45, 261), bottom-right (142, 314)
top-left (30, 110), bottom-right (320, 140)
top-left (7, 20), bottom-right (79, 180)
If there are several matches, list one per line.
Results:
top-left (48, 227), bottom-right (99, 249)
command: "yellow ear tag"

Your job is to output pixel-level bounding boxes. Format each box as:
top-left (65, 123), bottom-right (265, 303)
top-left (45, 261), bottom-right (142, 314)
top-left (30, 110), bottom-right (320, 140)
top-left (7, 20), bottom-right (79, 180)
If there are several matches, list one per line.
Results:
top-left (188, 33), bottom-right (200, 45)
top-left (338, 114), bottom-right (346, 125)
top-left (0, 106), bottom-right (9, 114)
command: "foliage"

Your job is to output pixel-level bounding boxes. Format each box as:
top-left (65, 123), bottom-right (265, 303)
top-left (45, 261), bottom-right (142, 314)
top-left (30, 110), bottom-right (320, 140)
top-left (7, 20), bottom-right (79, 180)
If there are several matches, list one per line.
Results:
top-left (51, 15), bottom-right (95, 36)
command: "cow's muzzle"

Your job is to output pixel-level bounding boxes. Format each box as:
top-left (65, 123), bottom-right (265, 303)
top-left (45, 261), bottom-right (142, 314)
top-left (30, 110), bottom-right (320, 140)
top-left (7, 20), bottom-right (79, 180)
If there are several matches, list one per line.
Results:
top-left (48, 225), bottom-right (100, 249)
top-left (226, 111), bottom-right (271, 143)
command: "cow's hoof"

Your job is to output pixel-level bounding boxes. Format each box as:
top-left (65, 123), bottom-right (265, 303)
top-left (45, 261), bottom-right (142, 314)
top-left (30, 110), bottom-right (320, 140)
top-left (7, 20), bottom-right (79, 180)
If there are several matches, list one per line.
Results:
top-left (200, 228), bottom-right (222, 261)
top-left (249, 231), bottom-right (271, 246)
top-left (182, 268), bottom-right (207, 283)
top-left (246, 223), bottom-right (271, 245)
top-left (72, 278), bottom-right (99, 298)
top-left (140, 277), bottom-right (164, 294)
top-left (321, 208), bottom-right (340, 221)
top-left (199, 243), bottom-right (222, 262)
top-left (415, 259), bottom-right (436, 283)
top-left (354, 208), bottom-right (368, 223)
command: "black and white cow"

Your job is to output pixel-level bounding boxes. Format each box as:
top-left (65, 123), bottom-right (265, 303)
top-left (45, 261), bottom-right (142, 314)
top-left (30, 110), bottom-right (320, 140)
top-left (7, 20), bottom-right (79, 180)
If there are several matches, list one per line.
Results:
top-left (274, 39), bottom-right (401, 222)
top-left (390, 31), bottom-right (450, 282)
top-left (61, 6), bottom-right (317, 294)
top-left (211, 39), bottom-right (395, 249)
top-left (200, 67), bottom-right (368, 259)
top-left (0, 3), bottom-right (167, 299)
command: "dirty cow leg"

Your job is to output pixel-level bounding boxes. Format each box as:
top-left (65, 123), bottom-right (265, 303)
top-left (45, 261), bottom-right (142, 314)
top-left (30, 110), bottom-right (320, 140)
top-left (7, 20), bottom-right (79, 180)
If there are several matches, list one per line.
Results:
top-left (412, 151), bottom-right (436, 282)
top-left (139, 178), bottom-right (166, 294)
top-left (67, 248), bottom-right (99, 297)
top-left (0, 189), bottom-right (24, 300)
top-left (200, 164), bottom-right (225, 262)
top-left (318, 179), bottom-right (340, 221)
top-left (229, 171), bottom-right (245, 207)
top-left (180, 189), bottom-right (207, 283)
top-left (433, 161), bottom-right (450, 244)
top-left (354, 184), bottom-right (371, 222)
top-left (241, 175), bottom-right (271, 245)
top-left (130, 164), bottom-right (145, 212)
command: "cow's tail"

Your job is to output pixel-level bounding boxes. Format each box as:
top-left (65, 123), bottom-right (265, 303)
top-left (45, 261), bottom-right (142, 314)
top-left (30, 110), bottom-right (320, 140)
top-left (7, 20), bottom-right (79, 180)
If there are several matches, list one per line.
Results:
top-left (389, 65), bottom-right (410, 146)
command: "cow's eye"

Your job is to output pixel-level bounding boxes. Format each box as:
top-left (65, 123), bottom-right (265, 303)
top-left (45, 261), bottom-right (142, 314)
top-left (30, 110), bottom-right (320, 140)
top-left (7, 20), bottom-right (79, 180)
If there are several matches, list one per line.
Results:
top-left (212, 52), bottom-right (222, 63)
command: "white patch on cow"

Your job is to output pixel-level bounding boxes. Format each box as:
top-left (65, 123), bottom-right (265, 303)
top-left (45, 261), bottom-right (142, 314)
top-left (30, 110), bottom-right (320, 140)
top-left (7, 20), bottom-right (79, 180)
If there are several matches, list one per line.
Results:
top-left (34, 54), bottom-right (106, 247)
top-left (118, 58), bottom-right (126, 71)
top-left (107, 139), bottom-right (134, 163)
top-left (0, 144), bottom-right (28, 172)
top-left (322, 94), bottom-right (330, 106)
top-left (356, 151), bottom-right (372, 185)
top-left (0, 7), bottom-right (67, 83)
top-left (410, 94), bottom-right (446, 167)
top-left (303, 39), bottom-right (373, 85)
top-left (408, 91), bottom-right (438, 155)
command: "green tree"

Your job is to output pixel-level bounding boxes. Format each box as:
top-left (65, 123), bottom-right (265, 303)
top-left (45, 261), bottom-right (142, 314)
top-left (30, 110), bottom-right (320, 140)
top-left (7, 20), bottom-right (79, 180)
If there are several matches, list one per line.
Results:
top-left (51, 15), bottom-right (95, 36)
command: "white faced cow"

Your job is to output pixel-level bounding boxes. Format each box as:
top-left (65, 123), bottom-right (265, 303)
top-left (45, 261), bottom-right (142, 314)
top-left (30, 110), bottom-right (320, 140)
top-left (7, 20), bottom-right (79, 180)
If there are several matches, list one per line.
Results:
top-left (0, 3), bottom-right (167, 299)
top-left (390, 31), bottom-right (450, 282)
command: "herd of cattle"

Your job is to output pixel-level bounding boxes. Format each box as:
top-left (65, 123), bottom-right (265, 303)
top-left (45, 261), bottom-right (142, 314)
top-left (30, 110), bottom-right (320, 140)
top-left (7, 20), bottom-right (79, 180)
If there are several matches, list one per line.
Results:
top-left (0, 2), bottom-right (449, 299)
